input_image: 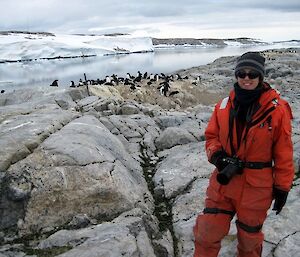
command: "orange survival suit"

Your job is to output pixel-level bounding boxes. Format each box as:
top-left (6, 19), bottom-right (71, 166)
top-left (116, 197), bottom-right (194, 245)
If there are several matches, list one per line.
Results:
top-left (193, 83), bottom-right (294, 257)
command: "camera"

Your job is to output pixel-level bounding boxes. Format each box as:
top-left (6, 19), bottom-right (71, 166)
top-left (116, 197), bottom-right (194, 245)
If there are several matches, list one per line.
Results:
top-left (216, 157), bottom-right (244, 185)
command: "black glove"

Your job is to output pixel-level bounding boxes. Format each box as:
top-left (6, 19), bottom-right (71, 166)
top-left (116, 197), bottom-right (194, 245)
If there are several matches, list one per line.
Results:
top-left (272, 187), bottom-right (289, 215)
top-left (210, 150), bottom-right (229, 171)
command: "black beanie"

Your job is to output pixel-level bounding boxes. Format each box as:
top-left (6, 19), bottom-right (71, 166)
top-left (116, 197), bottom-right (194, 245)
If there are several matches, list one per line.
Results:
top-left (235, 52), bottom-right (265, 80)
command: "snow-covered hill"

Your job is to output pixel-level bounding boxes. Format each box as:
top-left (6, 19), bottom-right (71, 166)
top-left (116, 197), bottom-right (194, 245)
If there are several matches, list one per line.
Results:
top-left (0, 31), bottom-right (154, 62)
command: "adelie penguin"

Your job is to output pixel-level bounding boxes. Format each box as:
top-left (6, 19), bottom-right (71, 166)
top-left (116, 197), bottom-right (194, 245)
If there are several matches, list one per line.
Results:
top-left (159, 82), bottom-right (170, 96)
top-left (70, 81), bottom-right (76, 88)
top-left (126, 72), bottom-right (135, 79)
top-left (133, 74), bottom-right (142, 83)
top-left (78, 79), bottom-right (84, 87)
top-left (175, 74), bottom-right (182, 80)
top-left (50, 79), bottom-right (58, 87)
top-left (169, 90), bottom-right (179, 96)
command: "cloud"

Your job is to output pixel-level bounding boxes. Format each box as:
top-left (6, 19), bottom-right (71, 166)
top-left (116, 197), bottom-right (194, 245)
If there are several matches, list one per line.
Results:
top-left (0, 0), bottom-right (300, 41)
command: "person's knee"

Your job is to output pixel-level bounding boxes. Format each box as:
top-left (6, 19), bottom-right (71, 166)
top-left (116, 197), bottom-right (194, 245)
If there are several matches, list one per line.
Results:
top-left (236, 220), bottom-right (264, 252)
top-left (193, 214), bottom-right (231, 245)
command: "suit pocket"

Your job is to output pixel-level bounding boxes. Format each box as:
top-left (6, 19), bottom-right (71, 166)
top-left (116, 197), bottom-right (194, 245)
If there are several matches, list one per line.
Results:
top-left (240, 182), bottom-right (273, 210)
top-left (206, 170), bottom-right (222, 202)
top-left (245, 169), bottom-right (273, 188)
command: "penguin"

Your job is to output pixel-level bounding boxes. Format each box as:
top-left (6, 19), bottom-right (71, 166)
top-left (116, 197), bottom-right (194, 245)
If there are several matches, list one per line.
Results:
top-left (97, 78), bottom-right (105, 85)
top-left (192, 75), bottom-right (201, 86)
top-left (130, 84), bottom-right (136, 90)
top-left (112, 74), bottom-right (119, 85)
top-left (136, 71), bottom-right (142, 78)
top-left (104, 81), bottom-right (114, 86)
top-left (160, 73), bottom-right (166, 79)
top-left (78, 79), bottom-right (84, 87)
top-left (124, 78), bottom-right (132, 85)
top-left (175, 74), bottom-right (182, 80)
top-left (149, 74), bottom-right (159, 83)
top-left (159, 82), bottom-right (170, 96)
top-left (133, 73), bottom-right (142, 83)
top-left (50, 79), bottom-right (58, 87)
top-left (105, 76), bottom-right (111, 83)
top-left (126, 72), bottom-right (135, 79)
top-left (117, 75), bottom-right (124, 82)
top-left (149, 73), bottom-right (154, 80)
top-left (169, 90), bottom-right (179, 96)
top-left (70, 81), bottom-right (76, 87)
top-left (159, 77), bottom-right (173, 85)
top-left (124, 78), bottom-right (136, 89)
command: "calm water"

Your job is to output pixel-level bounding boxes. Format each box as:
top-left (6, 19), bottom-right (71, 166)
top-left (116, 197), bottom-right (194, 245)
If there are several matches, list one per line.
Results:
top-left (0, 43), bottom-right (299, 92)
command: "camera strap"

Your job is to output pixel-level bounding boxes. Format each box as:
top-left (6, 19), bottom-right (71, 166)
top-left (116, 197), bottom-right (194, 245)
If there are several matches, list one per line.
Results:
top-left (228, 107), bottom-right (236, 156)
top-left (243, 161), bottom-right (272, 169)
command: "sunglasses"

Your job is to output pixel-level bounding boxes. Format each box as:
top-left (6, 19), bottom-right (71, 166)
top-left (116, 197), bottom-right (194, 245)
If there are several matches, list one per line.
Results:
top-left (236, 70), bottom-right (260, 79)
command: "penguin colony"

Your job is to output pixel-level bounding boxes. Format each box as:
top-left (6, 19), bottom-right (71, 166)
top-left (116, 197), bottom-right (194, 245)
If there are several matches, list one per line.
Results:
top-left (50, 72), bottom-right (201, 97)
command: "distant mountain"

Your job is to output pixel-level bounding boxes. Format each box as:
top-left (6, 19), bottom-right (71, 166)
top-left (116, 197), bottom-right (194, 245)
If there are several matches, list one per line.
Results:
top-left (152, 37), bottom-right (267, 47)
top-left (0, 30), bottom-right (55, 36)
top-left (273, 39), bottom-right (300, 44)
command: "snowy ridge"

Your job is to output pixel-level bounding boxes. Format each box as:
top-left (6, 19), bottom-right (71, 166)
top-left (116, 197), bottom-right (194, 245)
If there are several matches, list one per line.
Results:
top-left (0, 32), bottom-right (154, 62)
top-left (152, 37), bottom-right (268, 48)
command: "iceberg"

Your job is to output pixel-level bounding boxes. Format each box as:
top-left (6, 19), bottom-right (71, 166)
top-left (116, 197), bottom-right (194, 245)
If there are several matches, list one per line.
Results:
top-left (0, 32), bottom-right (154, 62)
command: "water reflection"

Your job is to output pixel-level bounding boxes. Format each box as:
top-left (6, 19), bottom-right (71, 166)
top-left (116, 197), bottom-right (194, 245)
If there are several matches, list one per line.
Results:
top-left (0, 43), bottom-right (299, 92)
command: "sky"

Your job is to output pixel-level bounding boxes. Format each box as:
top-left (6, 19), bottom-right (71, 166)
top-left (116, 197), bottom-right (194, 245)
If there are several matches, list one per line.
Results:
top-left (1, 0), bottom-right (300, 42)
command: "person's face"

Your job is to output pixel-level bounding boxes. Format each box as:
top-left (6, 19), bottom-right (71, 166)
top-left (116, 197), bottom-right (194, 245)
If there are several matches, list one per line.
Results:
top-left (236, 68), bottom-right (260, 90)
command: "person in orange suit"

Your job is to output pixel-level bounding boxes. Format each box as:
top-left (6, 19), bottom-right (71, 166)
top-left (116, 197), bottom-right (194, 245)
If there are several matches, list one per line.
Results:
top-left (193, 52), bottom-right (294, 257)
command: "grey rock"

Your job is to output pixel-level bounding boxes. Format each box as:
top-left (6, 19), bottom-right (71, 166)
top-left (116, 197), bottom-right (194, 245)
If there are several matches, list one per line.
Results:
top-left (155, 127), bottom-right (197, 151)
top-left (153, 230), bottom-right (174, 257)
top-left (55, 98), bottom-right (75, 110)
top-left (0, 107), bottom-right (78, 171)
top-left (172, 179), bottom-right (208, 257)
top-left (1, 115), bottom-right (152, 235)
top-left (38, 209), bottom-right (157, 257)
top-left (0, 252), bottom-right (27, 257)
top-left (7, 183), bottom-right (31, 201)
top-left (67, 214), bottom-right (94, 229)
top-left (108, 115), bottom-right (146, 139)
top-left (155, 113), bottom-right (190, 129)
top-left (154, 142), bottom-right (213, 199)
top-left (67, 88), bottom-right (89, 102)
top-left (273, 231), bottom-right (300, 257)
top-left (178, 119), bottom-right (205, 141)
top-left (77, 96), bottom-right (99, 107)
top-left (120, 103), bottom-right (140, 115)
top-left (263, 184), bottom-right (300, 245)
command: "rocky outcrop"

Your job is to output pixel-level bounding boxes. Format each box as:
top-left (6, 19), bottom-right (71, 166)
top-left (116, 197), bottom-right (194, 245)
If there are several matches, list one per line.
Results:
top-left (0, 48), bottom-right (299, 257)
top-left (152, 37), bottom-right (265, 46)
